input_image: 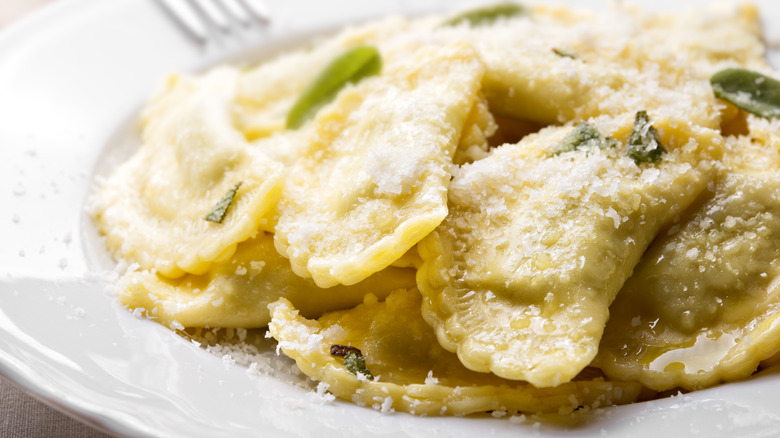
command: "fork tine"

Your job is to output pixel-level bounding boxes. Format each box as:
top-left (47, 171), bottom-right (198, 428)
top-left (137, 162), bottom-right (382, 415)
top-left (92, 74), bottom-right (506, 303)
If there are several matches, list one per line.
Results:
top-left (157, 0), bottom-right (271, 44)
top-left (156, 0), bottom-right (209, 43)
top-left (220, 0), bottom-right (252, 26)
top-left (191, 0), bottom-right (231, 32)
top-left (238, 0), bottom-right (271, 23)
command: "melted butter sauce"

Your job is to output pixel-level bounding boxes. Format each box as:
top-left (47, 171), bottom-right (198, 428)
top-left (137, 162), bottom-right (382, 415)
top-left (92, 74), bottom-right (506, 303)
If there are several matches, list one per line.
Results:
top-left (647, 330), bottom-right (740, 373)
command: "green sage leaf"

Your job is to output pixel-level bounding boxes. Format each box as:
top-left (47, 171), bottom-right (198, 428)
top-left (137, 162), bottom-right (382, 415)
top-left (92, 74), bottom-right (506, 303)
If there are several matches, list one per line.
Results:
top-left (552, 48), bottom-right (579, 60)
top-left (286, 45), bottom-right (382, 130)
top-left (204, 182), bottom-right (241, 224)
top-left (343, 350), bottom-right (374, 380)
top-left (626, 111), bottom-right (666, 164)
top-left (710, 68), bottom-right (780, 119)
top-left (554, 123), bottom-right (617, 155)
top-left (441, 3), bottom-right (527, 27)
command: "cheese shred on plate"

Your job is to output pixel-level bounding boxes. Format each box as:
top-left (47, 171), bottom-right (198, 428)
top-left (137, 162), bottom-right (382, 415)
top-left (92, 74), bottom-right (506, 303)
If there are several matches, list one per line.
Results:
top-left (91, 1), bottom-right (780, 419)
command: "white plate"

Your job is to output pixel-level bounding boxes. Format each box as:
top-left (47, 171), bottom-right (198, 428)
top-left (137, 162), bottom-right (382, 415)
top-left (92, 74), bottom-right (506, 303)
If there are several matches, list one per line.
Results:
top-left (3, 0), bottom-right (780, 436)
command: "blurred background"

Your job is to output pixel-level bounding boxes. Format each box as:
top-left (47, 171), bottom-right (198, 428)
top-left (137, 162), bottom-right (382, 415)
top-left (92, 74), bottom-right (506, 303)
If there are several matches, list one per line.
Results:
top-left (0, 0), bottom-right (55, 27)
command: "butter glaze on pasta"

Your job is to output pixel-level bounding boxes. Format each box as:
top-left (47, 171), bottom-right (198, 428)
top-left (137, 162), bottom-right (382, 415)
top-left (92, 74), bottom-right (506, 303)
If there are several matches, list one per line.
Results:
top-left (94, 69), bottom-right (284, 278)
top-left (90, 1), bottom-right (780, 418)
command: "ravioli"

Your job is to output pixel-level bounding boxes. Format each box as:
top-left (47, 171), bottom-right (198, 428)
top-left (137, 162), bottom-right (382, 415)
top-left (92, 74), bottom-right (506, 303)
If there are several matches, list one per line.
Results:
top-left (273, 42), bottom-right (485, 288)
top-left (443, 3), bottom-right (766, 128)
top-left (463, 9), bottom-right (626, 125)
top-left (94, 69), bottom-right (284, 278)
top-left (117, 232), bottom-right (416, 328)
top-left (417, 118), bottom-right (715, 387)
top-left (268, 288), bottom-right (642, 416)
top-left (235, 16), bottom-right (412, 141)
top-left (452, 94), bottom-right (497, 165)
top-left (597, 131), bottom-right (780, 390)
top-left (90, 0), bottom-right (780, 418)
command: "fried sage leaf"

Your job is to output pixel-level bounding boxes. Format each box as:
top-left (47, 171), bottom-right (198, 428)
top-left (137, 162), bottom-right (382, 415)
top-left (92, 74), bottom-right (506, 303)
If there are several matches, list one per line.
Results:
top-left (552, 48), bottom-right (579, 60)
top-left (417, 123), bottom-right (711, 387)
top-left (205, 182), bottom-right (242, 223)
top-left (710, 68), bottom-right (780, 119)
top-left (268, 289), bottom-right (643, 416)
top-left (627, 111), bottom-right (666, 163)
top-left (93, 69), bottom-right (284, 278)
top-left (554, 122), bottom-right (618, 155)
top-left (442, 3), bottom-right (527, 27)
top-left (274, 43), bottom-right (484, 287)
top-left (286, 45), bottom-right (382, 129)
top-left (344, 350), bottom-right (374, 380)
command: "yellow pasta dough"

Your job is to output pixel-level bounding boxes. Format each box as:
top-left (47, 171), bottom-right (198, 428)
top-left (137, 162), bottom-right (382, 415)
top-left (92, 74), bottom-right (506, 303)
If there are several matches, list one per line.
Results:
top-left (597, 127), bottom-right (780, 390)
top-left (417, 118), bottom-right (715, 387)
top-left (268, 288), bottom-right (642, 416)
top-left (444, 3), bottom-right (765, 128)
top-left (273, 42), bottom-right (485, 288)
top-left (452, 94), bottom-right (497, 165)
top-left (90, 0), bottom-right (780, 419)
top-left (94, 69), bottom-right (284, 278)
top-left (236, 17), bottom-right (413, 141)
top-left (117, 232), bottom-right (416, 328)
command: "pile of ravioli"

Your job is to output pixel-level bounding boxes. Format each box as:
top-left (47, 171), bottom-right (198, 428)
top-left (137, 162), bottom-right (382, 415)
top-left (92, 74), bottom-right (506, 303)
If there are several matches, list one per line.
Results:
top-left (92, 2), bottom-right (780, 417)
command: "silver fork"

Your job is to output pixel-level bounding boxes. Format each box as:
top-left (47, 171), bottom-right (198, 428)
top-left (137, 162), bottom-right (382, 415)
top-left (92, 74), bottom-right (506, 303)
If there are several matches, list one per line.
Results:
top-left (156, 0), bottom-right (271, 44)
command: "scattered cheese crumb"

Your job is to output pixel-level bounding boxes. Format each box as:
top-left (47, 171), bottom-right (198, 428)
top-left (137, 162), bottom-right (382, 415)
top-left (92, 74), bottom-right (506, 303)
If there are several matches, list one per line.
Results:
top-left (307, 382), bottom-right (336, 404)
top-left (509, 414), bottom-right (526, 424)
top-left (222, 354), bottom-right (236, 366)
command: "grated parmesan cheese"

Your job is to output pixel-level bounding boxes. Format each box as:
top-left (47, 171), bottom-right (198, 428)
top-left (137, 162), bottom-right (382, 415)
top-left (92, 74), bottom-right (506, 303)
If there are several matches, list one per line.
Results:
top-left (89, 0), bottom-right (780, 422)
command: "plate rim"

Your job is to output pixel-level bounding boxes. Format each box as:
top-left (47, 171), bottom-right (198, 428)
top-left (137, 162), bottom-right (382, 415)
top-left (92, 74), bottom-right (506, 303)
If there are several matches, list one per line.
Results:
top-left (2, 0), bottom-right (780, 436)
